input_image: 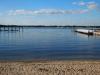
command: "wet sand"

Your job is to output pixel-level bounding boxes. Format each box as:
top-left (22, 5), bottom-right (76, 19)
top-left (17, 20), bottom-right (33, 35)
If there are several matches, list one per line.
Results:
top-left (0, 60), bottom-right (100, 75)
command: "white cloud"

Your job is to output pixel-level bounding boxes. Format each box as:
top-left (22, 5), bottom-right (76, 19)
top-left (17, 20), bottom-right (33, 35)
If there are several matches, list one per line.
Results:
top-left (7, 1), bottom-right (99, 16)
top-left (79, 2), bottom-right (86, 6)
top-left (72, 1), bottom-right (98, 10)
top-left (78, 9), bottom-right (89, 14)
top-left (8, 9), bottom-right (33, 15)
top-left (87, 2), bottom-right (97, 10)
top-left (72, 1), bottom-right (86, 6)
top-left (8, 9), bottom-right (68, 15)
top-left (32, 9), bottom-right (66, 14)
top-left (8, 9), bottom-right (89, 16)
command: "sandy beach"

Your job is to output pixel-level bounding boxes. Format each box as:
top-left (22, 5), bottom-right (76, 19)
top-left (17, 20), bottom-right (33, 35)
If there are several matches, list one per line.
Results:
top-left (0, 60), bottom-right (100, 75)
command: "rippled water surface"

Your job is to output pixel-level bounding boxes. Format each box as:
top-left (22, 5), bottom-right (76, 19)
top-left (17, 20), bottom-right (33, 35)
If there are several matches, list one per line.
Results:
top-left (0, 28), bottom-right (100, 60)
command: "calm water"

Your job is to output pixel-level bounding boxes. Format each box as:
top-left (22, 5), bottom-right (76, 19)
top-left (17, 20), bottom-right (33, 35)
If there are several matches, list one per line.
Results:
top-left (0, 27), bottom-right (100, 60)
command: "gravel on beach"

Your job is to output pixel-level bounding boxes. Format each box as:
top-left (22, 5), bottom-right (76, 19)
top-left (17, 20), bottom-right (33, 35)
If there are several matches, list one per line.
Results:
top-left (0, 61), bottom-right (100, 75)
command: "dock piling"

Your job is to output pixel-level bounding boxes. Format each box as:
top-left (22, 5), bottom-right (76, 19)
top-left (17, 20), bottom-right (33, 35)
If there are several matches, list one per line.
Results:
top-left (0, 25), bottom-right (23, 31)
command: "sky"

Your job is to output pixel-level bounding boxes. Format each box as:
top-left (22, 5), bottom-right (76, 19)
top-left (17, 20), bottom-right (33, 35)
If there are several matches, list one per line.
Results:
top-left (0, 0), bottom-right (100, 26)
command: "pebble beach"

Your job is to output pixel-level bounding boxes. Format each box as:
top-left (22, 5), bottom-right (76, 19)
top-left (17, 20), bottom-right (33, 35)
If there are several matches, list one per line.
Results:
top-left (0, 60), bottom-right (100, 75)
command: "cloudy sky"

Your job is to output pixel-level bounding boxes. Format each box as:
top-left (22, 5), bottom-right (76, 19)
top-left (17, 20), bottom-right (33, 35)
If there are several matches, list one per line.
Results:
top-left (0, 0), bottom-right (100, 25)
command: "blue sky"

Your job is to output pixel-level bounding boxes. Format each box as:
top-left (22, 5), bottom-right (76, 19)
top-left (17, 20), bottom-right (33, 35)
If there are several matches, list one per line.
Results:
top-left (0, 0), bottom-right (100, 25)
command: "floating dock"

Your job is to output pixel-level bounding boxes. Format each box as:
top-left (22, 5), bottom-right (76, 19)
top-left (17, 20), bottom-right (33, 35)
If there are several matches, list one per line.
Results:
top-left (75, 29), bottom-right (94, 35)
top-left (75, 29), bottom-right (100, 36)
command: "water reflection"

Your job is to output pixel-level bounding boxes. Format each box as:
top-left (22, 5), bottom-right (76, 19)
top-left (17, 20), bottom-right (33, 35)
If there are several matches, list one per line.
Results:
top-left (0, 30), bottom-right (24, 50)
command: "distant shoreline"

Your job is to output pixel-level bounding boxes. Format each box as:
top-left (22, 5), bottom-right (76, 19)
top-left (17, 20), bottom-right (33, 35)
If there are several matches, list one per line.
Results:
top-left (0, 24), bottom-right (100, 28)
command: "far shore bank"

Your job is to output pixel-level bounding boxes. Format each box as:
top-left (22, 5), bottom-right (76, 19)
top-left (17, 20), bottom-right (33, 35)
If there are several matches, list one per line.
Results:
top-left (0, 24), bottom-right (100, 28)
top-left (0, 60), bottom-right (100, 75)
